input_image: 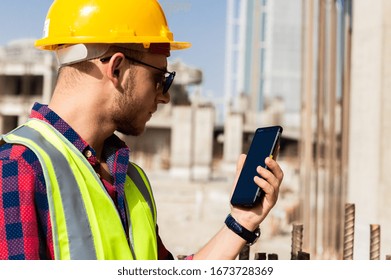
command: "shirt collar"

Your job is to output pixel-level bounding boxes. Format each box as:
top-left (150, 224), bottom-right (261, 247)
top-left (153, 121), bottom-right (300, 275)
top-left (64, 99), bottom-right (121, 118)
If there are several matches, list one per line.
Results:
top-left (28, 102), bottom-right (129, 166)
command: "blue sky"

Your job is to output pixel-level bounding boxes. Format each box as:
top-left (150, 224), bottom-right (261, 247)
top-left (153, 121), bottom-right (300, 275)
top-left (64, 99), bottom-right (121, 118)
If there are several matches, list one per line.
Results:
top-left (0, 0), bottom-right (227, 109)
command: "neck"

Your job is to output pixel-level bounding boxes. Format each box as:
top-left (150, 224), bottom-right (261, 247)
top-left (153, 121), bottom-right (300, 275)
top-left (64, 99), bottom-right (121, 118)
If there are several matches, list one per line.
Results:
top-left (48, 92), bottom-right (114, 157)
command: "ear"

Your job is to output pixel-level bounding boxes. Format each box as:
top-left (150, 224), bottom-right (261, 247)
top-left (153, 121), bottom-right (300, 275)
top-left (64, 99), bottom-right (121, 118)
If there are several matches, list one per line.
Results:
top-left (105, 53), bottom-right (126, 85)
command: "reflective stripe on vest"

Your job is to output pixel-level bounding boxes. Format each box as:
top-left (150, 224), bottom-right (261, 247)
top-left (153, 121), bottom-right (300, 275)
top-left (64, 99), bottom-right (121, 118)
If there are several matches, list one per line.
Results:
top-left (1, 119), bottom-right (157, 260)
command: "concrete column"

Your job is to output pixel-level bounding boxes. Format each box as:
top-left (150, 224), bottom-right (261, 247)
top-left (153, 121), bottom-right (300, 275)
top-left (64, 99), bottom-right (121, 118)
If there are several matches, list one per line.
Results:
top-left (18, 114), bottom-right (29, 126)
top-left (192, 106), bottom-right (215, 181)
top-left (0, 115), bottom-right (4, 134)
top-left (222, 112), bottom-right (244, 172)
top-left (42, 54), bottom-right (55, 103)
top-left (348, 0), bottom-right (391, 259)
top-left (170, 106), bottom-right (193, 179)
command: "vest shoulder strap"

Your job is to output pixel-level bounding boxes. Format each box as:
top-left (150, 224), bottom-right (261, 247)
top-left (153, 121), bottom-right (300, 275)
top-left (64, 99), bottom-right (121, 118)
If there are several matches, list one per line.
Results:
top-left (126, 162), bottom-right (157, 223)
top-left (3, 123), bottom-right (98, 259)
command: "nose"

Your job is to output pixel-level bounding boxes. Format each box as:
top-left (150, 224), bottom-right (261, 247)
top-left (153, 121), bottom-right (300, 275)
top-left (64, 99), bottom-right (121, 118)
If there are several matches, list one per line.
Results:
top-left (157, 91), bottom-right (170, 104)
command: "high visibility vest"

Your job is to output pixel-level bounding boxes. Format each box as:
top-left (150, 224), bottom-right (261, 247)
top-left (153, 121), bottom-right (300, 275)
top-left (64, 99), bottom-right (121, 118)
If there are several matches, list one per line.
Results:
top-left (0, 119), bottom-right (158, 260)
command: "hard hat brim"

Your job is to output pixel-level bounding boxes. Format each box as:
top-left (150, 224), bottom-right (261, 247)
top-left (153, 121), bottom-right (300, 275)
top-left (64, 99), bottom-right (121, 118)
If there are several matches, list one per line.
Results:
top-left (35, 37), bottom-right (191, 52)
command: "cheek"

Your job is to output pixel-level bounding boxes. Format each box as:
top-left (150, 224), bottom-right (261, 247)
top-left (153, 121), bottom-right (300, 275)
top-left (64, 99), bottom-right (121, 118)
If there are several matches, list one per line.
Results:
top-left (126, 74), bottom-right (154, 98)
top-left (132, 89), bottom-right (155, 109)
top-left (123, 73), bottom-right (156, 115)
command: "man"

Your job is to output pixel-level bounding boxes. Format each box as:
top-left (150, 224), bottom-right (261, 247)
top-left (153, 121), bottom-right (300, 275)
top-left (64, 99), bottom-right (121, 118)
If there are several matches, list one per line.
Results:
top-left (0, 0), bottom-right (283, 260)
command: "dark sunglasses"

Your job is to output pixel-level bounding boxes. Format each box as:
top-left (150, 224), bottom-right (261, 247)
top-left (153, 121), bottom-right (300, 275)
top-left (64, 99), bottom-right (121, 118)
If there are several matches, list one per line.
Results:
top-left (100, 54), bottom-right (175, 94)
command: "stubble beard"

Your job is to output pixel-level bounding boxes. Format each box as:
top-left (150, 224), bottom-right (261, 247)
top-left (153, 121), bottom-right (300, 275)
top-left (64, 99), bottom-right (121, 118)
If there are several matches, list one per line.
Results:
top-left (113, 75), bottom-right (146, 136)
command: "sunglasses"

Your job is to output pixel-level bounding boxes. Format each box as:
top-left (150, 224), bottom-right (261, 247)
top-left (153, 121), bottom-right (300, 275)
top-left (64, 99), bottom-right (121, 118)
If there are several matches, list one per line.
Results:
top-left (100, 54), bottom-right (175, 95)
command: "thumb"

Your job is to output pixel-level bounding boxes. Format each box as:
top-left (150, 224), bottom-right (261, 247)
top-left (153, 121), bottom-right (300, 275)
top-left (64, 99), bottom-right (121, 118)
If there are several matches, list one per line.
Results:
top-left (231, 154), bottom-right (246, 195)
top-left (236, 154), bottom-right (247, 176)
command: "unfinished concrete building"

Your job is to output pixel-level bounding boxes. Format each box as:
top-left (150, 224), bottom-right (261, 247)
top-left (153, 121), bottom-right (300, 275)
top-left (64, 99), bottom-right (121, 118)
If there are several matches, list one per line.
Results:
top-left (0, 39), bottom-right (56, 132)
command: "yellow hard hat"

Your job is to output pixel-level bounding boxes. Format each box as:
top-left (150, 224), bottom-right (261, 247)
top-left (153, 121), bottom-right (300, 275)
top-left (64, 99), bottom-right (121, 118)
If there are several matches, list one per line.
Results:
top-left (34, 0), bottom-right (191, 51)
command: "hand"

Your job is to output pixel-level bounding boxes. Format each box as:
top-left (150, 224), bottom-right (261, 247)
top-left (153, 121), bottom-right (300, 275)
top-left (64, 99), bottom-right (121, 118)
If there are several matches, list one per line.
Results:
top-left (230, 153), bottom-right (284, 231)
top-left (193, 154), bottom-right (283, 259)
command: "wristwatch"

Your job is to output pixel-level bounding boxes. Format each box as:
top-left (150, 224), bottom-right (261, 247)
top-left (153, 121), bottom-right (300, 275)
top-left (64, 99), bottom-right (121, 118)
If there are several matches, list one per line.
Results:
top-left (224, 214), bottom-right (261, 246)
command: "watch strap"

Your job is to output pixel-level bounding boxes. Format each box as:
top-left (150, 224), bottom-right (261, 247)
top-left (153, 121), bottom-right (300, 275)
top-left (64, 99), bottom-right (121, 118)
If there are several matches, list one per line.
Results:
top-left (224, 214), bottom-right (260, 245)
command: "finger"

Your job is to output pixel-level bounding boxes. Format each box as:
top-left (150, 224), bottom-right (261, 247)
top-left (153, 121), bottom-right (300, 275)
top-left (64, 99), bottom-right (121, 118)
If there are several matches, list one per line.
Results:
top-left (256, 165), bottom-right (280, 192)
top-left (265, 157), bottom-right (284, 181)
top-left (253, 175), bottom-right (275, 196)
top-left (273, 145), bottom-right (281, 161)
top-left (253, 175), bottom-right (277, 207)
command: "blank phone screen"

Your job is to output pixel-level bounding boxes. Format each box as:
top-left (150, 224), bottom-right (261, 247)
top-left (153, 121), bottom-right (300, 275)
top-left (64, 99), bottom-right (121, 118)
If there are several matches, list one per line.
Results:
top-left (231, 126), bottom-right (282, 207)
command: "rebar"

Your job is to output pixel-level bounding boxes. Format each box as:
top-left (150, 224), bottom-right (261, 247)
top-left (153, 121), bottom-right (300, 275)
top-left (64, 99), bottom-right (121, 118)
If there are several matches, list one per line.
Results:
top-left (254, 252), bottom-right (267, 260)
top-left (297, 251), bottom-right (310, 260)
top-left (239, 244), bottom-right (250, 260)
top-left (343, 203), bottom-right (355, 260)
top-left (370, 224), bottom-right (381, 260)
top-left (291, 223), bottom-right (304, 260)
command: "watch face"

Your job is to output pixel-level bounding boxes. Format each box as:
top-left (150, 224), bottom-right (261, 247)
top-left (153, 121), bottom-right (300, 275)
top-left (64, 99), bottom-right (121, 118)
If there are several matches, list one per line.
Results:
top-left (247, 227), bottom-right (261, 245)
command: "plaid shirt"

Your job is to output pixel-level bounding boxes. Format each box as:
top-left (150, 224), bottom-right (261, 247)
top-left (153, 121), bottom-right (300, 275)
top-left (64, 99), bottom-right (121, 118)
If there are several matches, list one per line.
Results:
top-left (0, 102), bottom-right (173, 260)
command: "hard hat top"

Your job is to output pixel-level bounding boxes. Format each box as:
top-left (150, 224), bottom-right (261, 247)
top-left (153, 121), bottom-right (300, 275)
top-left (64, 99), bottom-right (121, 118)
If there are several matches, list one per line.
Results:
top-left (35, 0), bottom-right (191, 52)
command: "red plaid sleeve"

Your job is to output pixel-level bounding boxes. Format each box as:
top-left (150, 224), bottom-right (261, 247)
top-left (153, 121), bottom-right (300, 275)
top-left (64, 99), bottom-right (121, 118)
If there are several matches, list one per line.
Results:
top-left (0, 144), bottom-right (49, 259)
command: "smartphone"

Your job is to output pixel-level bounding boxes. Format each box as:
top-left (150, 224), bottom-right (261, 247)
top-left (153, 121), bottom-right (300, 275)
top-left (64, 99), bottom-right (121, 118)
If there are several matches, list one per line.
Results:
top-left (230, 125), bottom-right (283, 207)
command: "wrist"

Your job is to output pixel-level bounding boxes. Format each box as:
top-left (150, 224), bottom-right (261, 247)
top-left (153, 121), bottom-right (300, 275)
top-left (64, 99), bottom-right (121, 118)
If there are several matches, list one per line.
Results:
top-left (224, 214), bottom-right (261, 246)
top-left (230, 212), bottom-right (260, 232)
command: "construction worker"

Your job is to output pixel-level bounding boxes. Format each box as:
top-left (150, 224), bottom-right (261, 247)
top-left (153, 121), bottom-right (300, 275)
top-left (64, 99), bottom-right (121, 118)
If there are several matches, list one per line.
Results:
top-left (0, 0), bottom-right (283, 260)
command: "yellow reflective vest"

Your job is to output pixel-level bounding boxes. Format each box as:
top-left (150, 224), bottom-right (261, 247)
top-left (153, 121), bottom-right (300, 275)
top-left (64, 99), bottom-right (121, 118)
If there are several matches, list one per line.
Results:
top-left (0, 119), bottom-right (158, 260)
